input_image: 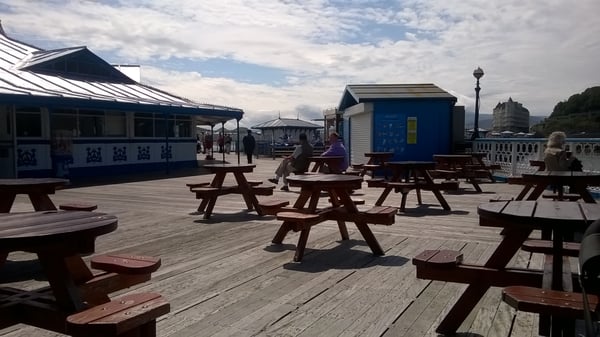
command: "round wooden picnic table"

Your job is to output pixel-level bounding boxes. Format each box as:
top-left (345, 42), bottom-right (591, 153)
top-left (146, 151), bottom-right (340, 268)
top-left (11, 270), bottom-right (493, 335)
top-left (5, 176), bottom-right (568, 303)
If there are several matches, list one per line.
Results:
top-left (276, 174), bottom-right (387, 261)
top-left (0, 210), bottom-right (117, 313)
top-left (200, 163), bottom-right (262, 218)
top-left (0, 178), bottom-right (69, 213)
top-left (519, 171), bottom-right (600, 202)
top-left (420, 200), bottom-right (600, 335)
top-left (376, 161), bottom-right (451, 211)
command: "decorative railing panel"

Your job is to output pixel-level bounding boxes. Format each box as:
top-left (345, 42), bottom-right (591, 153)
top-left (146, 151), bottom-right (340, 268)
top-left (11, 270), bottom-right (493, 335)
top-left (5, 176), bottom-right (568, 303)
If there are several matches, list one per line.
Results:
top-left (472, 138), bottom-right (600, 176)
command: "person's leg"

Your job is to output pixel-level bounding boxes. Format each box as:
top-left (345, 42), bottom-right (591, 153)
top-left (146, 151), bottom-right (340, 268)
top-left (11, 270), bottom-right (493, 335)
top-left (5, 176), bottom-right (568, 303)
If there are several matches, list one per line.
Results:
top-left (280, 161), bottom-right (294, 191)
top-left (271, 159), bottom-right (290, 185)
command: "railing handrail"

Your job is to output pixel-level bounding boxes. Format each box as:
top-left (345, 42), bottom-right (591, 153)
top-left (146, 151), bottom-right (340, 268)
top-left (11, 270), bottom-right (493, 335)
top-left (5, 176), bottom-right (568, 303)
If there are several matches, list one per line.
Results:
top-left (471, 137), bottom-right (600, 176)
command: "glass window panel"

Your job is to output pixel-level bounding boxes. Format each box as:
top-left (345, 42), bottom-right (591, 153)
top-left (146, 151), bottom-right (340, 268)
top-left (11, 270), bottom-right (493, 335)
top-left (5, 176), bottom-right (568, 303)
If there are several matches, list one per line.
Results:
top-left (134, 116), bottom-right (154, 137)
top-left (79, 114), bottom-right (104, 137)
top-left (155, 117), bottom-right (175, 138)
top-left (105, 111), bottom-right (126, 137)
top-left (16, 113), bottom-right (41, 137)
top-left (51, 113), bottom-right (78, 137)
top-left (177, 119), bottom-right (191, 137)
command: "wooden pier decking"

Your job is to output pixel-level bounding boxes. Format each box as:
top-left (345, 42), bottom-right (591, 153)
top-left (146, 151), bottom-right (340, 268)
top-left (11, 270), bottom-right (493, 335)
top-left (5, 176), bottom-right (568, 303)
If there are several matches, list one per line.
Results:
top-left (0, 154), bottom-right (566, 336)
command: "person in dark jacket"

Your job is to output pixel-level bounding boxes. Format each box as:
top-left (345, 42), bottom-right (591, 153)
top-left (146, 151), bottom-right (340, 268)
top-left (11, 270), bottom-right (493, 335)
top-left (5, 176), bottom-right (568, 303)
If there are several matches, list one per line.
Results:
top-left (268, 133), bottom-right (313, 191)
top-left (242, 130), bottom-right (256, 164)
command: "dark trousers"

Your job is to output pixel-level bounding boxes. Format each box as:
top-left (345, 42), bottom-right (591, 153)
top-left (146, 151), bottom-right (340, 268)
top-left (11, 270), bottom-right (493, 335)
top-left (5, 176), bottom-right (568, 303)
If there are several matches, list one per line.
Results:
top-left (246, 152), bottom-right (253, 164)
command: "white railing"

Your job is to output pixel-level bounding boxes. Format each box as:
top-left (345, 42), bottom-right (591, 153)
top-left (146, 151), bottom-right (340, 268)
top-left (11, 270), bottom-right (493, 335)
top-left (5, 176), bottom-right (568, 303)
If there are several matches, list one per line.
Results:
top-left (472, 138), bottom-right (600, 177)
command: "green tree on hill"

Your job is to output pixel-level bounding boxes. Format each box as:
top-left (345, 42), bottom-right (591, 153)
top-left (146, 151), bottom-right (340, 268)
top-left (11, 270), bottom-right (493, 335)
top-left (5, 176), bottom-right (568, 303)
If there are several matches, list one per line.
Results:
top-left (531, 86), bottom-right (600, 136)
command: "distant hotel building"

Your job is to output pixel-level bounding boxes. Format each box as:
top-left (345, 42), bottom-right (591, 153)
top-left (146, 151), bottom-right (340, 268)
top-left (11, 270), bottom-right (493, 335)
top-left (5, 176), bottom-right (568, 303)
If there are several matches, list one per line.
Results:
top-left (492, 97), bottom-right (530, 133)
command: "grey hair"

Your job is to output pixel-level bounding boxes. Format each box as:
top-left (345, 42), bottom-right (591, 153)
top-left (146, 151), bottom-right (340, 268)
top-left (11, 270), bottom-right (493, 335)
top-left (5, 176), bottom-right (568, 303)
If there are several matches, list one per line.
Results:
top-left (546, 131), bottom-right (566, 149)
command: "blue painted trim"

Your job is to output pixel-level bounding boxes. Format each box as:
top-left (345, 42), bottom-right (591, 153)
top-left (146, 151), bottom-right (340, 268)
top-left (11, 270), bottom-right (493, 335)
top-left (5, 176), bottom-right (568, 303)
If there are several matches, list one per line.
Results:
top-left (17, 160), bottom-right (198, 179)
top-left (71, 138), bottom-right (194, 144)
top-left (16, 138), bottom-right (195, 144)
top-left (0, 94), bottom-right (243, 120)
top-left (17, 139), bottom-right (51, 145)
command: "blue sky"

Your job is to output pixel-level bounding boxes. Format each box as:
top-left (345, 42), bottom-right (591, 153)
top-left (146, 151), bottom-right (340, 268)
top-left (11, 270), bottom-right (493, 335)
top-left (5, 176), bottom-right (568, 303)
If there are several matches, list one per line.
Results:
top-left (1, 0), bottom-right (599, 129)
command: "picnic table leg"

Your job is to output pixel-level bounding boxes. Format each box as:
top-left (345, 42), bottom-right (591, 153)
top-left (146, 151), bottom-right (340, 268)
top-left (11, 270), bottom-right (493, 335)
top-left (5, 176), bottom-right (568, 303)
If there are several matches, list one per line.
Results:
top-left (437, 228), bottom-right (532, 334)
top-left (204, 172), bottom-right (227, 219)
top-left (28, 192), bottom-right (57, 211)
top-left (0, 193), bottom-right (16, 213)
top-left (337, 220), bottom-right (349, 240)
top-left (294, 228), bottom-right (311, 262)
top-left (233, 172), bottom-right (262, 214)
top-left (327, 190), bottom-right (349, 240)
top-left (470, 180), bottom-right (483, 193)
top-left (37, 254), bottom-right (88, 312)
top-left (527, 184), bottom-right (547, 201)
top-left (430, 189), bottom-right (451, 211)
top-left (354, 222), bottom-right (384, 256)
top-left (273, 189), bottom-right (314, 244)
top-left (421, 170), bottom-right (451, 211)
top-left (400, 191), bottom-right (409, 212)
top-left (272, 222), bottom-right (293, 244)
top-left (375, 186), bottom-right (393, 206)
top-left (515, 184), bottom-right (533, 200)
top-left (0, 253), bottom-right (7, 268)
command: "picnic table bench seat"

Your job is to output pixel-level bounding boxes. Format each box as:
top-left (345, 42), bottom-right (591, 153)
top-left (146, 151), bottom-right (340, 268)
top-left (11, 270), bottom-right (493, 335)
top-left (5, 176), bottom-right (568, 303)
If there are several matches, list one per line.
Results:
top-left (74, 254), bottom-right (163, 306)
top-left (542, 192), bottom-right (581, 201)
top-left (66, 292), bottom-right (170, 337)
top-left (413, 249), bottom-right (544, 287)
top-left (429, 169), bottom-right (459, 180)
top-left (185, 182), bottom-right (210, 190)
top-left (361, 163), bottom-right (383, 175)
top-left (276, 211), bottom-right (324, 231)
top-left (90, 254), bottom-right (161, 275)
top-left (251, 185), bottom-right (275, 195)
top-left (258, 199), bottom-right (290, 215)
top-left (502, 285), bottom-right (599, 319)
top-left (59, 203), bottom-right (98, 212)
top-left (489, 195), bottom-right (514, 202)
top-left (366, 178), bottom-right (387, 188)
top-left (520, 239), bottom-right (580, 257)
top-left (326, 206), bottom-right (397, 226)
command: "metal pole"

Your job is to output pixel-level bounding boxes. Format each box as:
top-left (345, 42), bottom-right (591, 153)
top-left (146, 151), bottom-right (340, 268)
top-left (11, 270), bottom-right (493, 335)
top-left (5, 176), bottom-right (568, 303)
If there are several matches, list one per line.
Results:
top-left (471, 78), bottom-right (481, 140)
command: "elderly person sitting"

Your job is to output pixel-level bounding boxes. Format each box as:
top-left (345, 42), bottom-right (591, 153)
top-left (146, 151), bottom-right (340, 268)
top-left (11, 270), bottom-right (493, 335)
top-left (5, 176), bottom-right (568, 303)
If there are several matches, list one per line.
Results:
top-left (543, 131), bottom-right (579, 171)
top-left (268, 133), bottom-right (313, 191)
top-left (320, 132), bottom-right (349, 173)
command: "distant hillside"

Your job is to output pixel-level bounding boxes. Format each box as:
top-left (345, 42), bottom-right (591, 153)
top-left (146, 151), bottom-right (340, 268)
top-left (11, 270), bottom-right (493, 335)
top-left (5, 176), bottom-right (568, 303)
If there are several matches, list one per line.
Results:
top-left (464, 113), bottom-right (545, 130)
top-left (530, 86), bottom-right (600, 136)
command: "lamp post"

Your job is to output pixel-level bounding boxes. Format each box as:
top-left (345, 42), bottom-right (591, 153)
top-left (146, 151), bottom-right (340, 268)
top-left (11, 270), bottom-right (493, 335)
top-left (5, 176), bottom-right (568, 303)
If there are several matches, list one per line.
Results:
top-left (471, 67), bottom-right (484, 140)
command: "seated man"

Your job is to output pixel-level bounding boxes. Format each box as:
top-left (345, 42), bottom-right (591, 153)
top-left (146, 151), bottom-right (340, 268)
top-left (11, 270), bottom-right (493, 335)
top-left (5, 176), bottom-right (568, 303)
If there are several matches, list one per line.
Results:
top-left (268, 133), bottom-right (313, 191)
top-left (320, 132), bottom-right (349, 173)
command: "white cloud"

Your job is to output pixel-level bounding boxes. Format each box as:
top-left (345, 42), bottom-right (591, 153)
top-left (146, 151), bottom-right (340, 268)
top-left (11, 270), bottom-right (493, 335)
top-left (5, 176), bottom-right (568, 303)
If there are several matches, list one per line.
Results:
top-left (1, 0), bottom-right (599, 126)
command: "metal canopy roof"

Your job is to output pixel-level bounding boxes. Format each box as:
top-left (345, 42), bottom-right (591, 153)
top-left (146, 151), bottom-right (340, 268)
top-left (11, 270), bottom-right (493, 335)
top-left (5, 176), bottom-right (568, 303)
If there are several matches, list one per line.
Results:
top-left (338, 83), bottom-right (456, 111)
top-left (0, 22), bottom-right (243, 124)
top-left (252, 117), bottom-right (322, 130)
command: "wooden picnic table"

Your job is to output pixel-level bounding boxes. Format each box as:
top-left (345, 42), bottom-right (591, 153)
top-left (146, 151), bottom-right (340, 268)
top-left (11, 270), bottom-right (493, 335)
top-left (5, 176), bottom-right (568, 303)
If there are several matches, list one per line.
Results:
top-left (468, 152), bottom-right (500, 181)
top-left (413, 200), bottom-right (600, 335)
top-left (197, 163), bottom-right (266, 219)
top-left (307, 156), bottom-right (345, 173)
top-left (515, 171), bottom-right (600, 202)
top-left (0, 178), bottom-right (69, 213)
top-left (360, 152), bottom-right (394, 177)
top-left (0, 210), bottom-right (116, 332)
top-left (271, 174), bottom-right (396, 262)
top-left (0, 210), bottom-right (166, 336)
top-left (432, 154), bottom-right (487, 192)
top-left (374, 161), bottom-right (454, 212)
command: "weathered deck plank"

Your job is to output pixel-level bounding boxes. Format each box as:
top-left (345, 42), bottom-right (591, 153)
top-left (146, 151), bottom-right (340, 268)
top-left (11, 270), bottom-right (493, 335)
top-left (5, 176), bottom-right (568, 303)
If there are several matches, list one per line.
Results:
top-left (0, 153), bottom-right (585, 337)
